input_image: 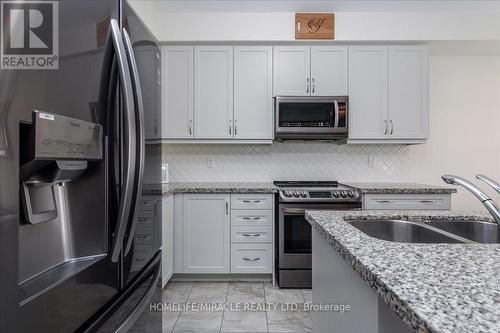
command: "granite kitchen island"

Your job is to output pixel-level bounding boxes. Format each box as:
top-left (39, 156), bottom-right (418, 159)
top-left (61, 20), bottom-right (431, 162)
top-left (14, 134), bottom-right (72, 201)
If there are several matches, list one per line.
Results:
top-left (306, 210), bottom-right (500, 333)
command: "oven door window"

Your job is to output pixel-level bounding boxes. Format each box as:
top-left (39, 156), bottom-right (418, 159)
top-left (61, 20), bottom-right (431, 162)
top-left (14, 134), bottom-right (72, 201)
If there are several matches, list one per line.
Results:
top-left (279, 102), bottom-right (334, 128)
top-left (283, 214), bottom-right (312, 254)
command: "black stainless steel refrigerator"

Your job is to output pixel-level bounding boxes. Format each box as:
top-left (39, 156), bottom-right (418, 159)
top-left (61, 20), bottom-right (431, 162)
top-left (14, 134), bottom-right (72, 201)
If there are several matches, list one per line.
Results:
top-left (0, 1), bottom-right (162, 332)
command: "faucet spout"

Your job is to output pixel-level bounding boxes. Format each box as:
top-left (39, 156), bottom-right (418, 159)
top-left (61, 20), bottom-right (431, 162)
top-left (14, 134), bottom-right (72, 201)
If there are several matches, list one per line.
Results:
top-left (441, 175), bottom-right (500, 226)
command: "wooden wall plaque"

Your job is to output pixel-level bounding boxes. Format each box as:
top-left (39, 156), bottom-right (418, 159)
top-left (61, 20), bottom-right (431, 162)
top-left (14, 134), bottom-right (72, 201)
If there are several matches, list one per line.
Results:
top-left (295, 13), bottom-right (335, 40)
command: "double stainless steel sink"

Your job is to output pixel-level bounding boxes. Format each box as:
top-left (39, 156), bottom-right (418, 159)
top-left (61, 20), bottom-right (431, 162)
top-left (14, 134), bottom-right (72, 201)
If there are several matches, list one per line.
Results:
top-left (348, 219), bottom-right (500, 244)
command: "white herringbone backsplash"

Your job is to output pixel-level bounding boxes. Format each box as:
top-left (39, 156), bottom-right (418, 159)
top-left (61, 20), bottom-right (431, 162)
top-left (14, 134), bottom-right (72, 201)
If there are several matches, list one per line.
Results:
top-left (159, 142), bottom-right (415, 182)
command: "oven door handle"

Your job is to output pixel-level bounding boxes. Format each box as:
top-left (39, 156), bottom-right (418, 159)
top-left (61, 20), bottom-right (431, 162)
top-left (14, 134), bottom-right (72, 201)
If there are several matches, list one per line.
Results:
top-left (333, 99), bottom-right (340, 129)
top-left (281, 208), bottom-right (307, 215)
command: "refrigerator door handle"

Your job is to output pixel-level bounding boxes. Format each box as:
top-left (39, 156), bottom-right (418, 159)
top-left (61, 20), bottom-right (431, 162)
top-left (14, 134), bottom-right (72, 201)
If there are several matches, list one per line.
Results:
top-left (121, 28), bottom-right (146, 256)
top-left (104, 19), bottom-right (137, 263)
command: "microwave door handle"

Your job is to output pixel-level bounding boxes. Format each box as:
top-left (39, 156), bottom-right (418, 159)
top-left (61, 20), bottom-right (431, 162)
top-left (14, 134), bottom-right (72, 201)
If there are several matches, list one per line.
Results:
top-left (333, 99), bottom-right (340, 130)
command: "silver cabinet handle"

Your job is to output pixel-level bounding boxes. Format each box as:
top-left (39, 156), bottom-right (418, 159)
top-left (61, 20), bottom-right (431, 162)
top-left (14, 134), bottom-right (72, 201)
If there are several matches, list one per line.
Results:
top-left (312, 77), bottom-right (315, 94)
top-left (242, 217), bottom-right (261, 220)
top-left (226, 199), bottom-right (229, 215)
top-left (243, 257), bottom-right (261, 261)
top-left (376, 200), bottom-right (394, 204)
top-left (390, 120), bottom-right (394, 135)
top-left (384, 120), bottom-right (388, 135)
top-left (234, 119), bottom-right (237, 136)
top-left (229, 120), bottom-right (232, 135)
top-left (242, 233), bottom-right (261, 237)
top-left (189, 119), bottom-right (192, 135)
top-left (242, 200), bottom-right (261, 203)
top-left (136, 235), bottom-right (149, 239)
top-left (419, 200), bottom-right (437, 204)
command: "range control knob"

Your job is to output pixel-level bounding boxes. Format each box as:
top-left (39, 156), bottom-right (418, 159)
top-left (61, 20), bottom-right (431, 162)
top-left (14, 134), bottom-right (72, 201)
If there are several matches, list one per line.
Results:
top-left (283, 191), bottom-right (292, 197)
top-left (332, 191), bottom-right (340, 198)
top-left (340, 191), bottom-right (348, 198)
top-left (293, 191), bottom-right (300, 198)
top-left (300, 191), bottom-right (308, 198)
top-left (348, 191), bottom-right (357, 198)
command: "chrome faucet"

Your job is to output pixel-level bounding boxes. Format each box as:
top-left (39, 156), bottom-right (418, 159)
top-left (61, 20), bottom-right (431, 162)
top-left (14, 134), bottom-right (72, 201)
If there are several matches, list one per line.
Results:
top-left (442, 175), bottom-right (500, 225)
top-left (476, 174), bottom-right (500, 194)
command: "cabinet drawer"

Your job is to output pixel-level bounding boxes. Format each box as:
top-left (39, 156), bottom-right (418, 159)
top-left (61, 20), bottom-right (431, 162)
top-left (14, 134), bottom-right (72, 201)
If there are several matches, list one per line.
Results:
top-left (131, 245), bottom-right (153, 270)
top-left (135, 212), bottom-right (154, 227)
top-left (134, 227), bottom-right (153, 245)
top-left (231, 194), bottom-right (273, 210)
top-left (231, 210), bottom-right (273, 226)
top-left (231, 244), bottom-right (272, 273)
top-left (363, 194), bottom-right (451, 210)
top-left (138, 198), bottom-right (155, 211)
top-left (231, 226), bottom-right (272, 243)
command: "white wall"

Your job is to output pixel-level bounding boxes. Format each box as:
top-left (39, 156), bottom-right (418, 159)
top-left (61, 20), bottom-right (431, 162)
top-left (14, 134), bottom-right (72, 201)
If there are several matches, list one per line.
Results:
top-left (129, 0), bottom-right (500, 42)
top-left (411, 41), bottom-right (500, 212)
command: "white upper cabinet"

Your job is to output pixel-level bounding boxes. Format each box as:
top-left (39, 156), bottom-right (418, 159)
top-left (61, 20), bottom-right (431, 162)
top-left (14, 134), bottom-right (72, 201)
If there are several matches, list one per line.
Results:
top-left (348, 46), bottom-right (389, 139)
top-left (273, 46), bottom-right (310, 96)
top-left (162, 46), bottom-right (193, 139)
top-left (182, 194), bottom-right (230, 273)
top-left (135, 46), bottom-right (161, 140)
top-left (234, 46), bottom-right (273, 139)
top-left (194, 46), bottom-right (233, 139)
top-left (310, 45), bottom-right (348, 96)
top-left (388, 45), bottom-right (428, 139)
top-left (348, 45), bottom-right (428, 142)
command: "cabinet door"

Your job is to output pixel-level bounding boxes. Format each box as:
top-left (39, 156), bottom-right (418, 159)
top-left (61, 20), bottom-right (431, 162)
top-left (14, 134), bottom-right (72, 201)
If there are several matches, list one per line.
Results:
top-left (388, 46), bottom-right (428, 139)
top-left (162, 46), bottom-right (194, 139)
top-left (135, 46), bottom-right (161, 139)
top-left (234, 46), bottom-right (273, 139)
top-left (162, 195), bottom-right (174, 287)
top-left (273, 46), bottom-right (310, 96)
top-left (311, 46), bottom-right (348, 96)
top-left (348, 46), bottom-right (388, 139)
top-left (182, 194), bottom-right (230, 273)
top-left (194, 46), bottom-right (233, 138)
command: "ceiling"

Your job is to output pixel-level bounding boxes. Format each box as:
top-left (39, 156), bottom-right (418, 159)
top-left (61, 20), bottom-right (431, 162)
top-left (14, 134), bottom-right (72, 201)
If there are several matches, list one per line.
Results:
top-left (139, 0), bottom-right (500, 13)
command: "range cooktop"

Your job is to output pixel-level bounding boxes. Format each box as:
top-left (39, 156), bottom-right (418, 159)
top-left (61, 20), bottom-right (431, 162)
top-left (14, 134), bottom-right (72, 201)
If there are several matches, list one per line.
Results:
top-left (273, 181), bottom-right (360, 203)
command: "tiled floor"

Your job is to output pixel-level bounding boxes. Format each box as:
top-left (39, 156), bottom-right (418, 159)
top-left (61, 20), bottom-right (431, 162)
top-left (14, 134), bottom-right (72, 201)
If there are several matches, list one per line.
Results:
top-left (160, 281), bottom-right (312, 333)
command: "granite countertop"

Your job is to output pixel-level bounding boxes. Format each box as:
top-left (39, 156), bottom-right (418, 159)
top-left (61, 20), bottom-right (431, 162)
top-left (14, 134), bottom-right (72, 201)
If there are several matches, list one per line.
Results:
top-left (305, 210), bottom-right (500, 333)
top-left (142, 182), bottom-right (279, 195)
top-left (344, 182), bottom-right (457, 194)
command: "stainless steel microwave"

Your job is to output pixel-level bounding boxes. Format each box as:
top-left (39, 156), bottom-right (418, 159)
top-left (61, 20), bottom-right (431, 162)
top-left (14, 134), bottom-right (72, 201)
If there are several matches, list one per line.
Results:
top-left (275, 96), bottom-right (348, 140)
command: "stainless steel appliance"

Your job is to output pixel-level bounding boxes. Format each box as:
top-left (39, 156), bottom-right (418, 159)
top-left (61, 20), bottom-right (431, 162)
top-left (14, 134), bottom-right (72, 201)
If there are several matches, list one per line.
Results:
top-left (274, 181), bottom-right (361, 288)
top-left (0, 1), bottom-right (162, 331)
top-left (275, 96), bottom-right (348, 140)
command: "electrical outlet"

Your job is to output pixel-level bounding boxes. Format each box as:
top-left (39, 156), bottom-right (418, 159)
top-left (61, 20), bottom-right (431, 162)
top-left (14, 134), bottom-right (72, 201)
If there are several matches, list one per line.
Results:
top-left (207, 157), bottom-right (214, 168)
top-left (368, 155), bottom-right (377, 168)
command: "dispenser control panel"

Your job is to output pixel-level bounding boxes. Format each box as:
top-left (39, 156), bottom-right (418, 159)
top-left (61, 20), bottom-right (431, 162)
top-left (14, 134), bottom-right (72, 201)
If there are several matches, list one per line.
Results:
top-left (34, 111), bottom-right (103, 160)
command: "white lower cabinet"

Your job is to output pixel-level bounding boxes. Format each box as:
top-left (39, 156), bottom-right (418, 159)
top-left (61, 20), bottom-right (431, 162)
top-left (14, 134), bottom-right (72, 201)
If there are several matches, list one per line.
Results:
top-left (231, 244), bottom-right (273, 273)
top-left (162, 194), bottom-right (174, 287)
top-left (363, 193), bottom-right (451, 210)
top-left (173, 193), bottom-right (274, 274)
top-left (182, 194), bottom-right (231, 273)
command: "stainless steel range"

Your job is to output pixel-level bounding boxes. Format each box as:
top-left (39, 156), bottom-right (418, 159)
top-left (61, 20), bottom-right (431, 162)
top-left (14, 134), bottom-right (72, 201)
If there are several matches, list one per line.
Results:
top-left (274, 181), bottom-right (361, 288)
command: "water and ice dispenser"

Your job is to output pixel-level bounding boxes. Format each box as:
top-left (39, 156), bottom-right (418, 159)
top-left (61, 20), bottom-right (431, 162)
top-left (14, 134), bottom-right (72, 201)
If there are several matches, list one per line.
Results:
top-left (18, 111), bottom-right (105, 304)
top-left (20, 111), bottom-right (102, 224)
